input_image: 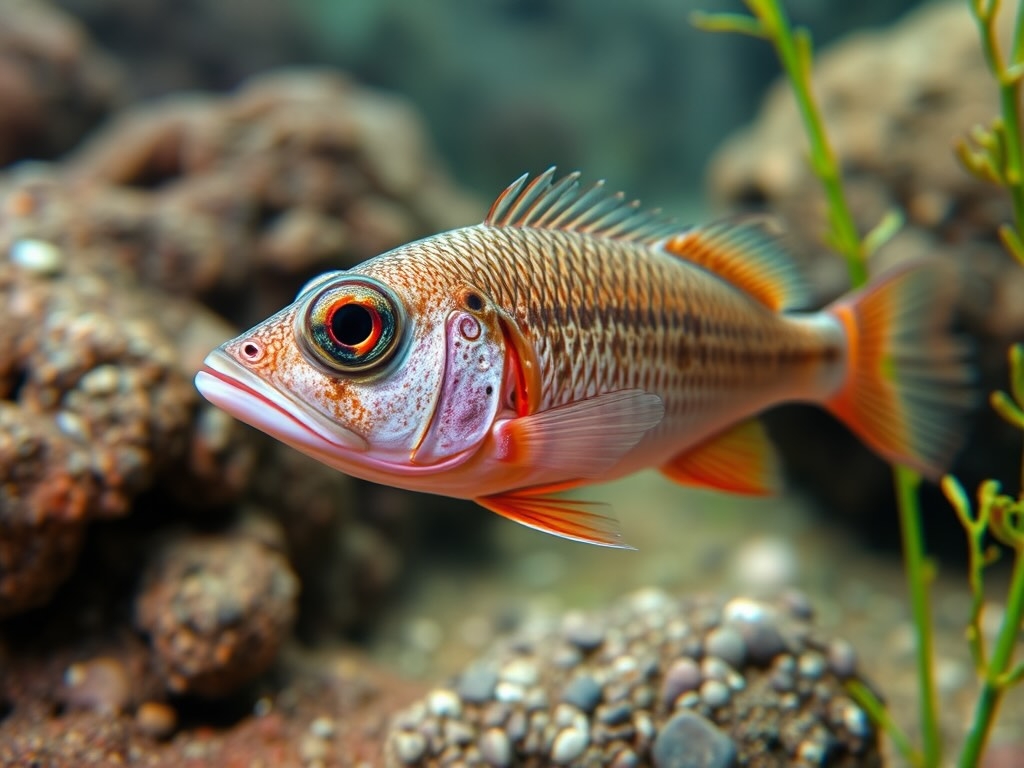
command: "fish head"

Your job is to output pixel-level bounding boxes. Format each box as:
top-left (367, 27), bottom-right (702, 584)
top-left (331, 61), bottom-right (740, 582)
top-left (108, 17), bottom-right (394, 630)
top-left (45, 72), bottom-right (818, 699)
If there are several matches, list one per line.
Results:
top-left (195, 266), bottom-right (513, 483)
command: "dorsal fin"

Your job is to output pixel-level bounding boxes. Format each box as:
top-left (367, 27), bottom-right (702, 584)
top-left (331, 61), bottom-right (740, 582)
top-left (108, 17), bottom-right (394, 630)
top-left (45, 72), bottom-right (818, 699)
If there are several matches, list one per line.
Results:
top-left (662, 218), bottom-right (811, 311)
top-left (484, 167), bottom-right (680, 245)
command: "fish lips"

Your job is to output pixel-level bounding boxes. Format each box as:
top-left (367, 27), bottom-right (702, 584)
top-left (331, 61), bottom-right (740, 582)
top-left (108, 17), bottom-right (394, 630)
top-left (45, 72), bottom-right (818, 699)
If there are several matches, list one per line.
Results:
top-left (195, 349), bottom-right (369, 455)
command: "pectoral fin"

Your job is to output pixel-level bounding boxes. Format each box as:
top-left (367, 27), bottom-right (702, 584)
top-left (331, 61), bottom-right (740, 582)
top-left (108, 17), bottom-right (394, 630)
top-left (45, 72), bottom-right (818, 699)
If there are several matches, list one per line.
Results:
top-left (476, 484), bottom-right (633, 549)
top-left (495, 389), bottom-right (664, 478)
top-left (659, 418), bottom-right (782, 496)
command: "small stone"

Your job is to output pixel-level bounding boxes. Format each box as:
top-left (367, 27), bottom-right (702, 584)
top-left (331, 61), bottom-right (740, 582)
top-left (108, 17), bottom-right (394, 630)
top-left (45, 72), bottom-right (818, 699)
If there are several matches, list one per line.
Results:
top-left (458, 663), bottom-right (499, 703)
top-left (479, 727), bottom-right (512, 767)
top-left (842, 703), bottom-right (870, 739)
top-left (561, 673), bottom-right (602, 713)
top-left (426, 688), bottom-right (462, 718)
top-left (596, 702), bottom-right (632, 725)
top-left (798, 652), bottom-right (826, 680)
top-left (652, 711), bottom-right (738, 768)
top-left (781, 590), bottom-right (815, 620)
top-left (494, 681), bottom-right (525, 704)
top-left (501, 658), bottom-right (540, 686)
top-left (63, 657), bottom-right (132, 715)
top-left (550, 727), bottom-right (588, 764)
top-left (310, 716), bottom-right (335, 739)
top-left (730, 536), bottom-right (798, 591)
top-left (705, 626), bottom-right (747, 669)
top-left (136, 701), bottom-right (177, 739)
top-left (564, 612), bottom-right (605, 651)
top-left (796, 737), bottom-right (827, 765)
top-left (444, 719), bottom-right (475, 746)
top-left (10, 238), bottom-right (64, 275)
top-left (661, 658), bottom-right (702, 707)
top-left (701, 657), bottom-right (732, 683)
top-left (393, 731), bottom-right (427, 764)
top-left (722, 598), bottom-right (786, 665)
top-left (700, 679), bottom-right (731, 709)
top-left (610, 748), bottom-right (640, 768)
top-left (827, 638), bottom-right (858, 678)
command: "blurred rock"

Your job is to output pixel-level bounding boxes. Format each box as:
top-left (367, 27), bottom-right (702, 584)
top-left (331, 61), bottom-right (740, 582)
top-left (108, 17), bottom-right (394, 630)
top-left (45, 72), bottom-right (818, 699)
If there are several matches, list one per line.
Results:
top-left (0, 0), bottom-right (124, 167)
top-left (0, 255), bottom-right (223, 616)
top-left (386, 589), bottom-right (880, 767)
top-left (135, 525), bottom-right (299, 697)
top-left (707, 0), bottom-right (1024, 546)
top-left (2, 69), bottom-right (477, 324)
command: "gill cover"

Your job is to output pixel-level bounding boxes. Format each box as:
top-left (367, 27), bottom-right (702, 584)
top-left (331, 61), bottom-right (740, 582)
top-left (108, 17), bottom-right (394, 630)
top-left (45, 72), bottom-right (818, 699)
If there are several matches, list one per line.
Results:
top-left (413, 292), bottom-right (505, 465)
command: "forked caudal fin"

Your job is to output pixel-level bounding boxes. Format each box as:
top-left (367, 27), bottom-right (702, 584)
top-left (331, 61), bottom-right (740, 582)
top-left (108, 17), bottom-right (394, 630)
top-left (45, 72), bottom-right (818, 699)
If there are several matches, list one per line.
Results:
top-left (825, 263), bottom-right (975, 478)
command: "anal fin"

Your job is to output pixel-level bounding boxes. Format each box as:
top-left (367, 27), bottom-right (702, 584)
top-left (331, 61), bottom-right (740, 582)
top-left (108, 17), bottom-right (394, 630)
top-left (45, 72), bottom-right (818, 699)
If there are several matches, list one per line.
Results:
top-left (659, 418), bottom-right (782, 496)
top-left (476, 485), bottom-right (634, 549)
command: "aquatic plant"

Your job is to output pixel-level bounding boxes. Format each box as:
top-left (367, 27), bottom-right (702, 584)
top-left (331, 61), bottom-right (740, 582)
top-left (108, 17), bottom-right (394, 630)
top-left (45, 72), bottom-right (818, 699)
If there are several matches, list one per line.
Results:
top-left (695, 1), bottom-right (1024, 766)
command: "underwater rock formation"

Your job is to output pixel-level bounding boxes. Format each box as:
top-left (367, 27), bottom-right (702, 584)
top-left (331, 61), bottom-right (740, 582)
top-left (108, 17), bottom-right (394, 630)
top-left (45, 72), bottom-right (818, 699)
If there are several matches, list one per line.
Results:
top-left (55, 69), bottom-right (479, 322)
top-left (707, 0), bottom-right (1024, 543)
top-left (0, 0), bottom-right (124, 167)
top-left (135, 525), bottom-right (299, 697)
top-left (0, 255), bottom-right (213, 616)
top-left (0, 66), bottom-right (479, 624)
top-left (386, 589), bottom-right (879, 768)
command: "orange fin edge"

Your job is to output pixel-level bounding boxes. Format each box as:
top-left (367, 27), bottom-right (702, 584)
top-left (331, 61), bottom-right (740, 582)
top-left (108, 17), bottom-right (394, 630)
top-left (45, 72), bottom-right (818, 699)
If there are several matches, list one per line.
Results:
top-left (476, 486), bottom-right (634, 549)
top-left (659, 418), bottom-right (782, 496)
top-left (662, 217), bottom-right (809, 311)
top-left (825, 262), bottom-right (975, 478)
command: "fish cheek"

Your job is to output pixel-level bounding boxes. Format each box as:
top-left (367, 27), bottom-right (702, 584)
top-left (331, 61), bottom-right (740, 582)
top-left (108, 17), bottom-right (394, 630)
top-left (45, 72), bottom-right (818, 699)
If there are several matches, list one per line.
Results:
top-left (412, 308), bottom-right (505, 465)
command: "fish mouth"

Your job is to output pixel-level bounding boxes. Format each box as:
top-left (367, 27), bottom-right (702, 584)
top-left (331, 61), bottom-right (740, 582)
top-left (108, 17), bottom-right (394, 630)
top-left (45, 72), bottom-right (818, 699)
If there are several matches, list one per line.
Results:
top-left (195, 350), bottom-right (369, 454)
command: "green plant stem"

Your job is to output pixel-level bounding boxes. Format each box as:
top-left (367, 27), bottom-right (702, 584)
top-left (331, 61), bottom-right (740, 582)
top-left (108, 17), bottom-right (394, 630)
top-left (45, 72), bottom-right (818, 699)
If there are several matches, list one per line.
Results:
top-left (895, 467), bottom-right (942, 767)
top-left (746, 0), bottom-right (867, 285)
top-left (958, 549), bottom-right (1024, 766)
top-left (847, 679), bottom-right (923, 767)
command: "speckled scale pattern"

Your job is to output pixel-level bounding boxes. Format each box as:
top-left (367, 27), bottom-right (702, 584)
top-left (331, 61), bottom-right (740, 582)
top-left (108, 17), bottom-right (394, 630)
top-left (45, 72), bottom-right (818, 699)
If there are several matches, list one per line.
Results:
top-left (366, 223), bottom-right (836, 444)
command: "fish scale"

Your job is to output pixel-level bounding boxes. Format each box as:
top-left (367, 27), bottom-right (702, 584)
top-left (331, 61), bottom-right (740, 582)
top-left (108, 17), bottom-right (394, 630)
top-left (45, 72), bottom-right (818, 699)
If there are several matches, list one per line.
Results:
top-left (195, 169), bottom-right (974, 548)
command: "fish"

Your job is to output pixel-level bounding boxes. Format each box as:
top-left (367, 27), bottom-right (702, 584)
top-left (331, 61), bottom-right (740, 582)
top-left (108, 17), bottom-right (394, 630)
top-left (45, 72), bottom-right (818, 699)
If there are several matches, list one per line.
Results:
top-left (194, 168), bottom-right (973, 548)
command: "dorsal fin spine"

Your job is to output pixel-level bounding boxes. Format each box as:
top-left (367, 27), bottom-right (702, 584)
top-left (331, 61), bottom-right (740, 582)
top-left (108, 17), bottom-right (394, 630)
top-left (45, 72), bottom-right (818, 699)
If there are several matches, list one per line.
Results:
top-left (483, 168), bottom-right (681, 246)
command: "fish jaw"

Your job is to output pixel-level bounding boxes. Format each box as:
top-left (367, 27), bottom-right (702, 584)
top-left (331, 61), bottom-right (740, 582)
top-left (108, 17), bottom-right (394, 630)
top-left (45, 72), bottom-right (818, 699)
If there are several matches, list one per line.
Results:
top-left (195, 348), bottom-right (369, 456)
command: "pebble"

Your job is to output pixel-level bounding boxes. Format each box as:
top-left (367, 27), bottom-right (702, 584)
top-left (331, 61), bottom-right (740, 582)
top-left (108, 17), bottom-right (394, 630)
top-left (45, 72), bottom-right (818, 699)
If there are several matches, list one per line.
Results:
top-left (610, 748), bottom-right (640, 768)
top-left (63, 657), bottom-right (132, 715)
top-left (565, 614), bottom-right (603, 650)
top-left (705, 626), bottom-right (747, 669)
top-left (562, 673), bottom-right (602, 713)
top-left (458, 662), bottom-right (498, 703)
top-left (798, 652), bottom-right (826, 680)
top-left (701, 657), bottom-right (733, 683)
top-left (550, 727), bottom-right (588, 764)
top-left (722, 598), bottom-right (786, 665)
top-left (596, 702), bottom-right (632, 725)
top-left (309, 716), bottom-right (335, 739)
top-left (699, 679), bottom-right (731, 709)
top-left (652, 711), bottom-right (738, 768)
top-left (10, 238), bottom-right (64, 275)
top-left (479, 727), bottom-right (512, 767)
top-left (842, 703), bottom-right (870, 738)
top-left (426, 688), bottom-right (462, 718)
top-left (730, 536), bottom-right (799, 591)
top-left (393, 731), bottom-right (427, 764)
top-left (501, 658), bottom-right (539, 686)
top-left (661, 658), bottom-right (702, 706)
top-left (827, 638), bottom-right (858, 678)
top-left (135, 701), bottom-right (177, 739)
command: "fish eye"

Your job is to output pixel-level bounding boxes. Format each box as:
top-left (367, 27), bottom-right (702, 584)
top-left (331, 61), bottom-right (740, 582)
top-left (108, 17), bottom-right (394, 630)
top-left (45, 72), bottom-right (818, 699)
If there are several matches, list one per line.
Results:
top-left (299, 278), bottom-right (405, 374)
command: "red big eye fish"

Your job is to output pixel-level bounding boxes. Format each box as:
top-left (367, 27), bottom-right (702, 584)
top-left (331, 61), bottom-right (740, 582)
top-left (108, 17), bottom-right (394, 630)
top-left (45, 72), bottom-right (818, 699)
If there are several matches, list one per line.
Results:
top-left (195, 169), bottom-right (973, 548)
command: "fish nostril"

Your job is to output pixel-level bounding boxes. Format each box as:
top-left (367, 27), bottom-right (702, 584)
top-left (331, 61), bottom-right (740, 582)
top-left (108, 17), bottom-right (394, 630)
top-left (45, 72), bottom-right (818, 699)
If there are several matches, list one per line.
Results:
top-left (240, 341), bottom-right (264, 362)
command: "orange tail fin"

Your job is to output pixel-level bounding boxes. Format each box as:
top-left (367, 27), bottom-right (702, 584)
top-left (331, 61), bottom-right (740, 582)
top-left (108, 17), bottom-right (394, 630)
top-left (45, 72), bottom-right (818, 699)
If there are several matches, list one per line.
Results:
top-left (826, 263), bottom-right (975, 478)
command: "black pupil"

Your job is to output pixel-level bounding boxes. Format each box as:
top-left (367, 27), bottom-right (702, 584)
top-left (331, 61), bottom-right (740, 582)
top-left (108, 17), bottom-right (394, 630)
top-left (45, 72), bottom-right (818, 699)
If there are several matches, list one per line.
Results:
top-left (466, 292), bottom-right (483, 311)
top-left (331, 303), bottom-right (374, 347)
